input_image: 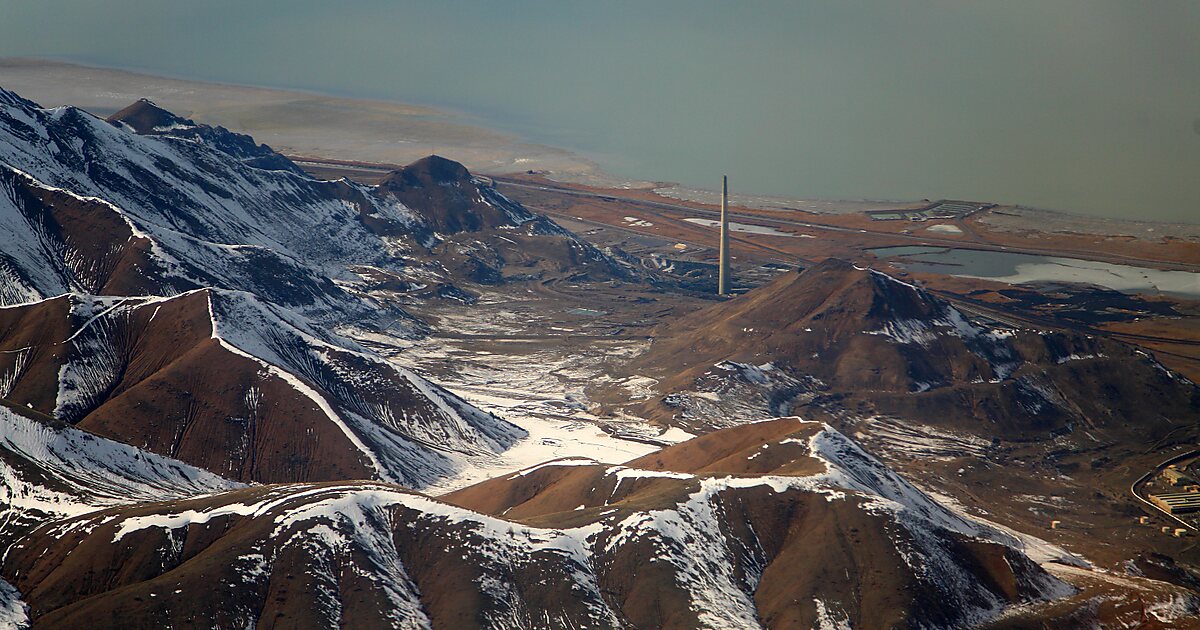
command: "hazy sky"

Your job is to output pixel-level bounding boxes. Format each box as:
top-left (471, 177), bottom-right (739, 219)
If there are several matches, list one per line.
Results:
top-left (1, 1), bottom-right (1198, 222)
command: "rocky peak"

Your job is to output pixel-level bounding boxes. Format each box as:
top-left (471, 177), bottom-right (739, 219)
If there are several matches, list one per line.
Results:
top-left (105, 98), bottom-right (193, 134)
top-left (378, 154), bottom-right (473, 190)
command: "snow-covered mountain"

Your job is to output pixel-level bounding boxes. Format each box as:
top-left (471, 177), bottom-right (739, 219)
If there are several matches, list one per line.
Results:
top-left (0, 84), bottom-right (661, 490)
top-left (3, 85), bottom-right (1191, 629)
top-left (0, 88), bottom-right (375, 313)
top-left (6, 418), bottom-right (1138, 629)
top-left (0, 401), bottom-right (241, 548)
top-left (0, 289), bottom-right (524, 487)
top-left (0, 88), bottom-right (638, 315)
top-left (106, 98), bottom-right (307, 174)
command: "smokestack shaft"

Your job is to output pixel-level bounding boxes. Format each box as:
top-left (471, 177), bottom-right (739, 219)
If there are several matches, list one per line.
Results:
top-left (718, 175), bottom-right (731, 295)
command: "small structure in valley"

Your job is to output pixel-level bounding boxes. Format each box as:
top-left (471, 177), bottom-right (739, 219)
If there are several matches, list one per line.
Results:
top-left (1162, 467), bottom-right (1195, 486)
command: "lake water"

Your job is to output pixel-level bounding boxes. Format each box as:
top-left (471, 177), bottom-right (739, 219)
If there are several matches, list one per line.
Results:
top-left (2, 1), bottom-right (1198, 222)
top-left (872, 246), bottom-right (1200, 300)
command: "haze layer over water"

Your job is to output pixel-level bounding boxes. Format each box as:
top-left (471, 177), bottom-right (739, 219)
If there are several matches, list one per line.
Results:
top-left (2, 0), bottom-right (1198, 222)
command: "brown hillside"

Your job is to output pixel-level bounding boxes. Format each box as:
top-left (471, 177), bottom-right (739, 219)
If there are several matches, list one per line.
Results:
top-left (0, 290), bottom-right (523, 485)
top-left (5, 421), bottom-right (1093, 629)
top-left (1, 167), bottom-right (170, 296)
top-left (1, 291), bottom-right (373, 482)
top-left (626, 259), bottom-right (1200, 440)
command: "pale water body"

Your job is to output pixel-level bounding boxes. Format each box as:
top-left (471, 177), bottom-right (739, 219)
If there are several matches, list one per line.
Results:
top-left (873, 246), bottom-right (1200, 299)
top-left (1, 1), bottom-right (1198, 223)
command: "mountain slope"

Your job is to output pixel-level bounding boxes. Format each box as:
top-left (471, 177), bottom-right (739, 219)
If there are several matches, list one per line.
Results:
top-left (0, 290), bottom-right (524, 487)
top-left (623, 259), bottom-right (1199, 439)
top-left (106, 98), bottom-right (306, 174)
top-left (0, 88), bottom-right (382, 313)
top-left (0, 84), bottom-right (667, 489)
top-left (372, 154), bottom-right (641, 286)
top-left (0, 401), bottom-right (241, 550)
top-left (2, 419), bottom-right (1099, 629)
top-left (0, 88), bottom-right (643, 316)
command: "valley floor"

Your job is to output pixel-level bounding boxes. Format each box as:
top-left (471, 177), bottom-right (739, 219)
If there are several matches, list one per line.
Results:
top-left (349, 282), bottom-right (705, 493)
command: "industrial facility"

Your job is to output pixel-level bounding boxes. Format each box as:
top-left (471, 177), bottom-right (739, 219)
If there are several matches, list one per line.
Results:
top-left (1149, 492), bottom-right (1200, 515)
top-left (866, 199), bottom-right (995, 222)
top-left (1162, 467), bottom-right (1196, 486)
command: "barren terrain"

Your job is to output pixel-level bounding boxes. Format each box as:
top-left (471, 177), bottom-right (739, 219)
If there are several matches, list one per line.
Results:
top-left (1, 75), bottom-right (1198, 627)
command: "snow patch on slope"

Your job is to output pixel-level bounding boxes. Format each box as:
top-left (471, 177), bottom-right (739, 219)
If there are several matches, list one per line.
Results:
top-left (0, 578), bottom-right (28, 630)
top-left (89, 483), bottom-right (622, 629)
top-left (863, 270), bottom-right (1022, 382)
top-left (598, 419), bottom-right (1074, 627)
top-left (205, 291), bottom-right (392, 482)
top-left (35, 419), bottom-right (1079, 629)
top-left (508, 457), bottom-right (600, 479)
top-left (0, 405), bottom-right (241, 520)
top-left (204, 289), bottom-right (525, 487)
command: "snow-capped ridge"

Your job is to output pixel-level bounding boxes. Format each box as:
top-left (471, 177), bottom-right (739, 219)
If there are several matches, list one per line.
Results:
top-left (0, 403), bottom-right (242, 524)
top-left (6, 417), bottom-right (1089, 629)
top-left (1, 287), bottom-right (523, 490)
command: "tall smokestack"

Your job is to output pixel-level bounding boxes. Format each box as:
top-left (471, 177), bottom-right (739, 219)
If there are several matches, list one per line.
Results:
top-left (718, 175), bottom-right (731, 295)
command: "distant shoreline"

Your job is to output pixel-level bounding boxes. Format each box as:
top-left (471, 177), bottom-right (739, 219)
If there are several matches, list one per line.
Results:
top-left (2, 57), bottom-right (1197, 239)
top-left (0, 57), bottom-right (614, 185)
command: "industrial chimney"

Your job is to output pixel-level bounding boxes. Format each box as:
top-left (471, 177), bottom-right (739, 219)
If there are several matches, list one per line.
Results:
top-left (718, 175), bottom-right (731, 295)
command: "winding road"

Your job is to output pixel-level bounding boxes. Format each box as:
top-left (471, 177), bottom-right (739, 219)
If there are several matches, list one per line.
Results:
top-left (1131, 450), bottom-right (1200, 532)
